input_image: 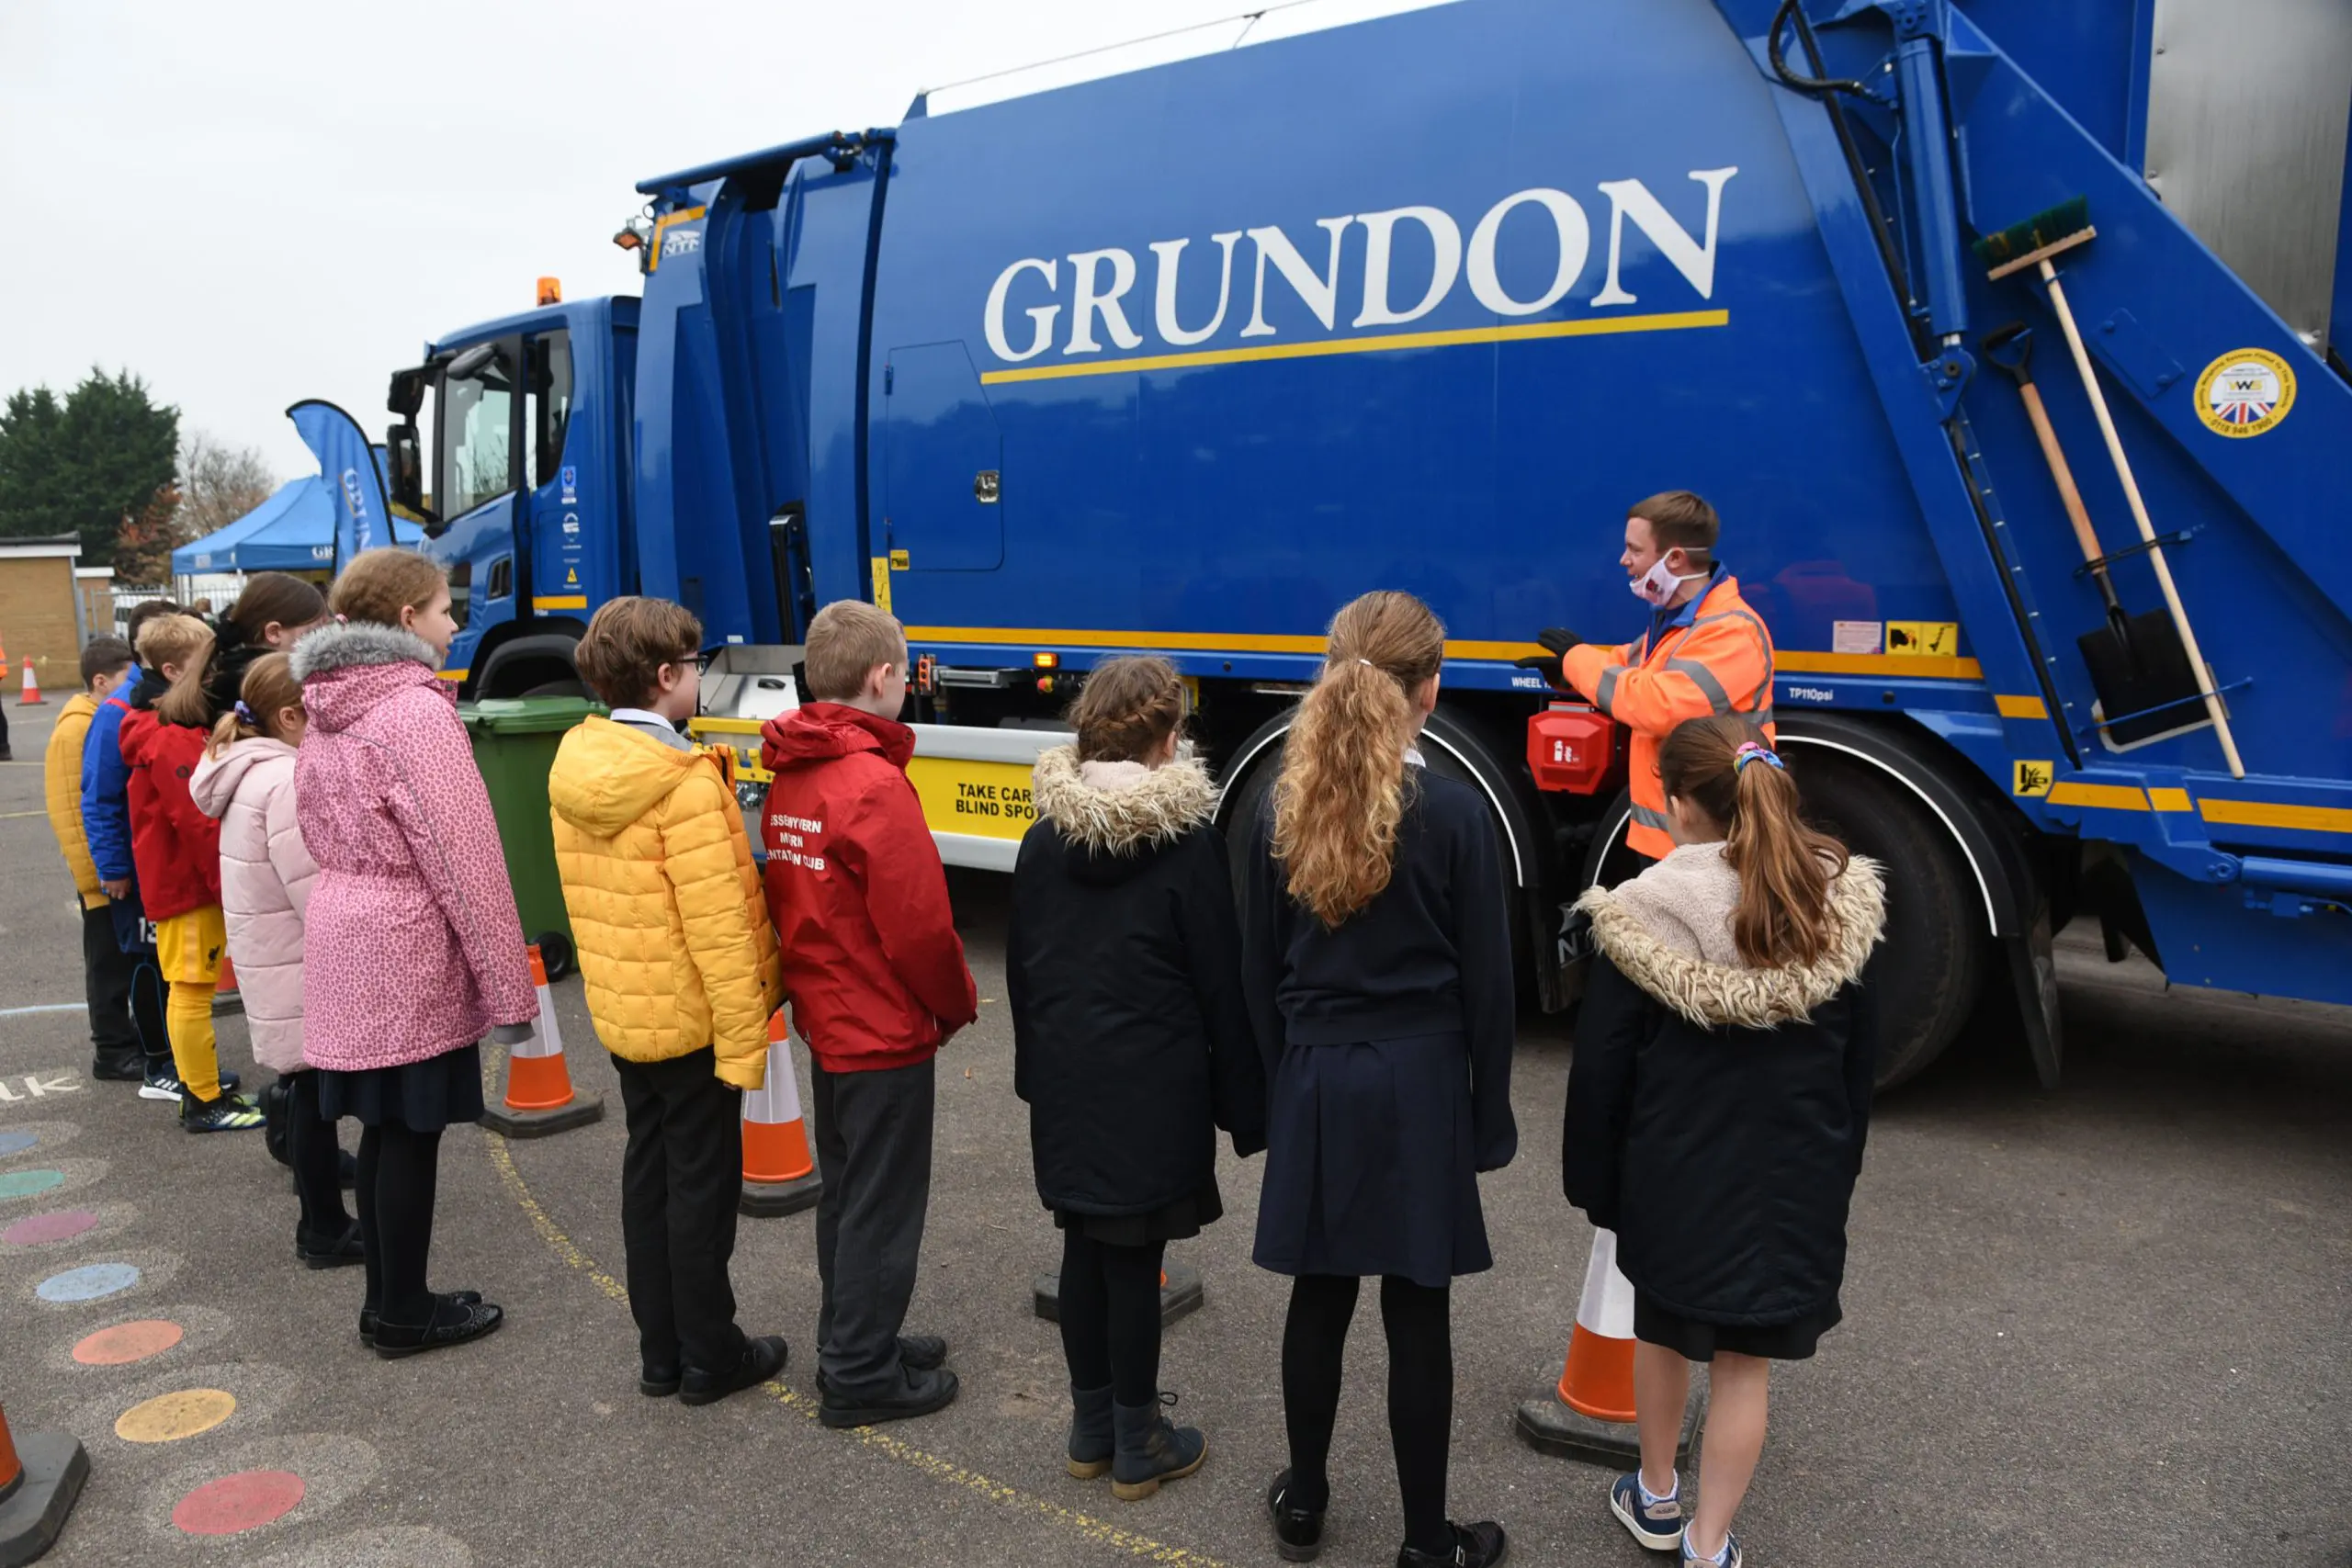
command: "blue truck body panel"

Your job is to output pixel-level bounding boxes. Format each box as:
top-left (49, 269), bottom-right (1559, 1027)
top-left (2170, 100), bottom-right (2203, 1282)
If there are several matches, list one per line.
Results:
top-left (405, 0), bottom-right (2352, 1016)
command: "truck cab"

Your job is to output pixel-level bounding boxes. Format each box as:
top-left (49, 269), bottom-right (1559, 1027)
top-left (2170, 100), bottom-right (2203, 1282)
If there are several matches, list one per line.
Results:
top-left (384, 297), bottom-right (639, 696)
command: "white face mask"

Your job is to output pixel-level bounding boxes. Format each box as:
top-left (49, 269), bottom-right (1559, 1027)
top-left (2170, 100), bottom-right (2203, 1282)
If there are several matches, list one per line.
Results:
top-left (1630, 558), bottom-right (1708, 607)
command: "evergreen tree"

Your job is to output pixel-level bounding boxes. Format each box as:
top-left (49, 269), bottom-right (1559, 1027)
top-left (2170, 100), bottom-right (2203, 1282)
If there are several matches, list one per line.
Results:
top-left (0, 368), bottom-right (181, 569)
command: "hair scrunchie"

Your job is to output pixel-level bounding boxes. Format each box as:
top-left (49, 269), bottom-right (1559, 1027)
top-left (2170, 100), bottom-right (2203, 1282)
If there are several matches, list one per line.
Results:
top-left (1733, 740), bottom-right (1783, 773)
top-left (233, 699), bottom-right (256, 726)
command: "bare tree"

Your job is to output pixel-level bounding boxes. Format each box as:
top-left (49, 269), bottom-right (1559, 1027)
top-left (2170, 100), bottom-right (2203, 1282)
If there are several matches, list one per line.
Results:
top-left (178, 432), bottom-right (277, 541)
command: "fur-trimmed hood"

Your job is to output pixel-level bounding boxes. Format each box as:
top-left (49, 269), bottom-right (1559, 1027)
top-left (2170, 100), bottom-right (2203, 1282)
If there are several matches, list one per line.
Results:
top-left (1031, 744), bottom-right (1218, 872)
top-left (1577, 852), bottom-right (1885, 1030)
top-left (288, 619), bottom-right (438, 682)
top-left (290, 620), bottom-right (451, 739)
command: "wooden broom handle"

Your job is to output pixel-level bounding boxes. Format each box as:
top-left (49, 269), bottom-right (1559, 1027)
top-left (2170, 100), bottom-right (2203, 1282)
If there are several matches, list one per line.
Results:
top-left (2039, 259), bottom-right (2245, 779)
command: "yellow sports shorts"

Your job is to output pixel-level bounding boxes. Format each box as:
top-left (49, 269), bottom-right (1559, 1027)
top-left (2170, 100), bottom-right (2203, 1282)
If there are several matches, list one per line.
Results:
top-left (155, 906), bottom-right (226, 987)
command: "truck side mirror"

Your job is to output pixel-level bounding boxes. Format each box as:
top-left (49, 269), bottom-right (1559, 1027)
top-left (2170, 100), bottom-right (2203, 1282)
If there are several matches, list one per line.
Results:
top-left (388, 367), bottom-right (426, 418)
top-left (386, 423), bottom-right (432, 528)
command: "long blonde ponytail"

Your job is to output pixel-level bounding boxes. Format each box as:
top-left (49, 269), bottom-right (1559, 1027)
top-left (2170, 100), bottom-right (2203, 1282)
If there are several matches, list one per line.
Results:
top-left (1272, 591), bottom-right (1446, 927)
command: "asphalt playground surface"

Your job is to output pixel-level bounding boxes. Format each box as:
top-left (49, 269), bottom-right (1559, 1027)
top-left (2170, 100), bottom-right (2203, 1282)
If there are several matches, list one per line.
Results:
top-left (3, 695), bottom-right (2348, 1567)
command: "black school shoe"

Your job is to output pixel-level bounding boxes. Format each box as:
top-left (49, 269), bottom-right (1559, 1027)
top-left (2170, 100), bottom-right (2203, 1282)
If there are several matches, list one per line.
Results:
top-left (359, 1290), bottom-right (482, 1348)
top-left (373, 1292), bottom-right (503, 1359)
top-left (814, 1333), bottom-right (950, 1398)
top-left (295, 1221), bottom-right (365, 1269)
top-left (680, 1335), bottom-right (788, 1407)
top-left (819, 1363), bottom-right (959, 1429)
top-left (640, 1363), bottom-right (683, 1398)
top-left (92, 1050), bottom-right (145, 1081)
top-left (1396, 1521), bottom-right (1508, 1568)
top-left (1269, 1470), bottom-right (1327, 1562)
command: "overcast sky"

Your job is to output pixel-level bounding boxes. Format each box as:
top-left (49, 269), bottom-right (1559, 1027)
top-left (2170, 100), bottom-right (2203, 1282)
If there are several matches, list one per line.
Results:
top-left (0, 0), bottom-right (1453, 491)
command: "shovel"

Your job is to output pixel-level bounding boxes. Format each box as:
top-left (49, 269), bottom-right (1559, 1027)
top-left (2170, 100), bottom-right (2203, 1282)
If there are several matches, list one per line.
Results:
top-left (1981, 322), bottom-right (2204, 749)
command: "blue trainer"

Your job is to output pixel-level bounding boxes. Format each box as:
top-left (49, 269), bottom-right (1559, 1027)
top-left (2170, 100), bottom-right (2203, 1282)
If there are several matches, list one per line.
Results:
top-left (1682, 1527), bottom-right (1743, 1567)
top-left (1610, 1472), bottom-right (1682, 1551)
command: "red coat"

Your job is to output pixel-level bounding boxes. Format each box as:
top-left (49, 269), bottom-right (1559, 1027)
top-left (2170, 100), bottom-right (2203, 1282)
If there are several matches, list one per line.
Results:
top-left (759, 703), bottom-right (977, 1075)
top-left (118, 706), bottom-right (222, 921)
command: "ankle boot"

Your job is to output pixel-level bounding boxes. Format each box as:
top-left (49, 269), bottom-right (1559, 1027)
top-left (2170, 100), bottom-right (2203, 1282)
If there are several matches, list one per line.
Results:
top-left (1111, 1393), bottom-right (1206, 1501)
top-left (1067, 1384), bottom-right (1114, 1479)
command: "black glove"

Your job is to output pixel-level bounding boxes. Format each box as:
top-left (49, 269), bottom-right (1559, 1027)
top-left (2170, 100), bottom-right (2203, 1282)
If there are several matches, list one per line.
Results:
top-left (1512, 628), bottom-right (1582, 691)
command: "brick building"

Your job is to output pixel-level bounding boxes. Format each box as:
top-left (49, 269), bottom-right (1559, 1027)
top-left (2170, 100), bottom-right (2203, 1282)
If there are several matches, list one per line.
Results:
top-left (0, 536), bottom-right (87, 694)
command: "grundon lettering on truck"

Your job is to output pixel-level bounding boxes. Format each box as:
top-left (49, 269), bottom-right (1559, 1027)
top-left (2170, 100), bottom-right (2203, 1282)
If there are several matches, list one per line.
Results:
top-left (978, 168), bottom-right (1738, 381)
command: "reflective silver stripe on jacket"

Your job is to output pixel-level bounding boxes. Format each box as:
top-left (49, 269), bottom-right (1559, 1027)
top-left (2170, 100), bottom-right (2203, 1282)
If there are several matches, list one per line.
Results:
top-left (1629, 802), bottom-right (1675, 831)
top-left (1662, 658), bottom-right (1732, 715)
top-left (1595, 665), bottom-right (1622, 716)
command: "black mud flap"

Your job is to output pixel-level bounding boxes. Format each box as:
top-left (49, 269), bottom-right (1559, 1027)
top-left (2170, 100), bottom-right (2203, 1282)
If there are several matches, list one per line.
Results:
top-left (2004, 902), bottom-right (2064, 1089)
top-left (1532, 886), bottom-right (1581, 1012)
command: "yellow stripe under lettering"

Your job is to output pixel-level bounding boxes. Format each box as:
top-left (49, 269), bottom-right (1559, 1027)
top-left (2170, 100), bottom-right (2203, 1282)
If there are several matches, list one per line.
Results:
top-left (905, 626), bottom-right (1984, 682)
top-left (978, 310), bottom-right (1730, 385)
top-left (2049, 781), bottom-right (2151, 811)
top-left (1995, 694), bottom-right (2049, 720)
top-left (2146, 788), bottom-right (2193, 813)
top-left (2199, 797), bottom-right (2352, 834)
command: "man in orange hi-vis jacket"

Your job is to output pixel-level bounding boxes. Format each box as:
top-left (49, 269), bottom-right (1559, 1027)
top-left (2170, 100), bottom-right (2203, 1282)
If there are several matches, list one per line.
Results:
top-left (1517, 491), bottom-right (1776, 863)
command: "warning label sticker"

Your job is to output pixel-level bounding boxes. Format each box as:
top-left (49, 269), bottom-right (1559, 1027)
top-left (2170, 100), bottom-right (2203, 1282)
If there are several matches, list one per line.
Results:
top-left (1887, 621), bottom-right (1958, 658)
top-left (2194, 347), bottom-right (2295, 437)
top-left (1832, 621), bottom-right (1883, 656)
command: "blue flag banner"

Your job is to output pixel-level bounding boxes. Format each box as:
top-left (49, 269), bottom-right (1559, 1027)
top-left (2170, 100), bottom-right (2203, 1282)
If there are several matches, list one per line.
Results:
top-left (288, 400), bottom-right (392, 570)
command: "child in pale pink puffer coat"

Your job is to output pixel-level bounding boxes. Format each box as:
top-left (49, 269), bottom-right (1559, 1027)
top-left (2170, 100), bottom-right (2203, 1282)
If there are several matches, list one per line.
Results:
top-left (190, 652), bottom-right (361, 1270)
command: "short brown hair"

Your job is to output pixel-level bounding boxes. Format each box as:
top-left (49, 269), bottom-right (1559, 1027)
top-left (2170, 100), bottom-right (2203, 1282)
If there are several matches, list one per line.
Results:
top-left (137, 615), bottom-right (220, 728)
top-left (225, 572), bottom-right (328, 645)
top-left (123, 598), bottom-right (183, 649)
top-left (803, 600), bottom-right (905, 702)
top-left (330, 547), bottom-right (446, 627)
top-left (576, 597), bottom-right (703, 707)
top-left (1068, 655), bottom-right (1186, 764)
top-left (80, 636), bottom-right (133, 687)
top-left (1629, 490), bottom-right (1719, 555)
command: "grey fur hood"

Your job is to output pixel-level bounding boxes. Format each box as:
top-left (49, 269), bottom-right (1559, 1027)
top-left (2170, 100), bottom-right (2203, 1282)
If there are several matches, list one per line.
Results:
top-left (1577, 851), bottom-right (1885, 1030)
top-left (1031, 744), bottom-right (1218, 856)
top-left (288, 620), bottom-right (439, 682)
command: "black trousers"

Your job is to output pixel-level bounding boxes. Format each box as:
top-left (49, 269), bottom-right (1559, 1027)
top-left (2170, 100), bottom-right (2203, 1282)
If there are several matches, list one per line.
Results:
top-left (614, 1048), bottom-right (748, 1376)
top-left (285, 1069), bottom-right (350, 1241)
top-left (1058, 1229), bottom-right (1166, 1406)
top-left (81, 903), bottom-right (162, 1066)
top-left (811, 1056), bottom-right (934, 1401)
top-left (355, 1115), bottom-right (443, 1325)
top-left (1283, 1273), bottom-right (1455, 1555)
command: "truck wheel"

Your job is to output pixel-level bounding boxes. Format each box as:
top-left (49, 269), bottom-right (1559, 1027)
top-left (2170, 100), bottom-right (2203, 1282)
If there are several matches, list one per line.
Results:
top-left (1784, 747), bottom-right (1984, 1089)
top-left (1577, 789), bottom-right (1644, 893)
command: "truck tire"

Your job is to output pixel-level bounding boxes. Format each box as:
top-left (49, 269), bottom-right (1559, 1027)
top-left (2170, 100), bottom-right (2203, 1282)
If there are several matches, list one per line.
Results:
top-left (1784, 747), bottom-right (1984, 1089)
top-left (1580, 761), bottom-right (1982, 1090)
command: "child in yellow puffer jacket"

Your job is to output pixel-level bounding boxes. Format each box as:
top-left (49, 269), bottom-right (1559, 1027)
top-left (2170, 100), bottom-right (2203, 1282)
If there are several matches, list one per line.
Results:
top-left (549, 596), bottom-right (786, 1409)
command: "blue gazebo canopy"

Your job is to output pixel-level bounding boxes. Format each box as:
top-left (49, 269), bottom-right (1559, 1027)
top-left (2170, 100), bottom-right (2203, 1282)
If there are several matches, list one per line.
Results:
top-left (173, 477), bottom-right (421, 575)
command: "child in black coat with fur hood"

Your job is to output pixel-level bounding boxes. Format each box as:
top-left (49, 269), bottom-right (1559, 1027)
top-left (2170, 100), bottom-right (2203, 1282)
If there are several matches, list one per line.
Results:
top-left (1565, 716), bottom-right (1885, 1568)
top-left (1008, 656), bottom-right (1264, 1503)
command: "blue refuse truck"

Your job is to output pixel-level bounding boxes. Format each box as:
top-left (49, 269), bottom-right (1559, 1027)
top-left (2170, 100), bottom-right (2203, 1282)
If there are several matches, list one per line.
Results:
top-left (379, 0), bottom-right (2352, 1087)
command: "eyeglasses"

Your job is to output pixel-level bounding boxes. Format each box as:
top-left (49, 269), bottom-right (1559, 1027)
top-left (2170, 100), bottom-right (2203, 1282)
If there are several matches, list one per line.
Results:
top-left (693, 650), bottom-right (719, 674)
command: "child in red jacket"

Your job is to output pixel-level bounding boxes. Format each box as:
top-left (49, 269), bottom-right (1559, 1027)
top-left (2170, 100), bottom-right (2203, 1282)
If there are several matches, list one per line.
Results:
top-left (119, 615), bottom-right (262, 1133)
top-left (759, 600), bottom-right (976, 1429)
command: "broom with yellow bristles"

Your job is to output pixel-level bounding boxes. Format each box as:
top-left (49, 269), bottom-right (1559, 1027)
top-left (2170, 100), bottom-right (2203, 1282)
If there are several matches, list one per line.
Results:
top-left (1975, 198), bottom-right (2244, 777)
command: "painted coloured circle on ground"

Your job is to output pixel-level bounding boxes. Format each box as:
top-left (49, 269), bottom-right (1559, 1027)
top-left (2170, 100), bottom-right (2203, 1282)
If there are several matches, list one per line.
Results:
top-left (38, 1261), bottom-right (141, 1302)
top-left (118, 1388), bottom-right (237, 1442)
top-left (4, 1207), bottom-right (98, 1246)
top-left (0, 1168), bottom-right (65, 1200)
top-left (146, 1434), bottom-right (378, 1539)
top-left (174, 1470), bottom-right (306, 1535)
top-left (0, 1130), bottom-right (39, 1157)
top-left (75, 1318), bottom-right (186, 1365)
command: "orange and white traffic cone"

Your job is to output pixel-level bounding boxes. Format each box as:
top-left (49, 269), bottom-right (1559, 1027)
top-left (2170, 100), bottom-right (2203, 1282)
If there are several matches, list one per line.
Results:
top-left (210, 951), bottom-right (243, 1018)
top-left (740, 1010), bottom-right (822, 1217)
top-left (0, 1399), bottom-right (91, 1562)
top-left (1514, 1227), bottom-right (1703, 1465)
top-left (479, 942), bottom-right (605, 1138)
top-left (1033, 1258), bottom-right (1204, 1327)
top-left (17, 657), bottom-right (40, 705)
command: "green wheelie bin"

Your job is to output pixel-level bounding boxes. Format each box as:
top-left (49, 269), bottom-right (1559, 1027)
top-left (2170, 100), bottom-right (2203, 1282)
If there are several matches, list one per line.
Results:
top-left (458, 696), bottom-right (602, 979)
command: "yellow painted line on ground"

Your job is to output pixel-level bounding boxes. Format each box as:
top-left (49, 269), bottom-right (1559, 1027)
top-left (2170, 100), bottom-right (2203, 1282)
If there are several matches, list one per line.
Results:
top-left (480, 1119), bottom-right (1230, 1567)
top-left (2049, 781), bottom-right (2152, 811)
top-left (0, 807), bottom-right (47, 818)
top-left (1995, 694), bottom-right (2049, 720)
top-left (2199, 797), bottom-right (2352, 834)
top-left (980, 310), bottom-right (1729, 385)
